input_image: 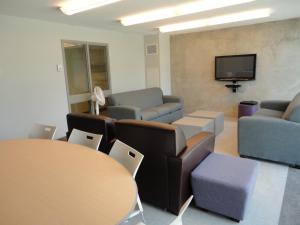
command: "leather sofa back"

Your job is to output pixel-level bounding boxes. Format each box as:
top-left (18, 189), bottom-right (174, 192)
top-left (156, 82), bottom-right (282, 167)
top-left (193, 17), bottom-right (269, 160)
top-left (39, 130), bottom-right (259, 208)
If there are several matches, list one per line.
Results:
top-left (115, 119), bottom-right (215, 214)
top-left (66, 113), bottom-right (115, 153)
top-left (115, 119), bottom-right (187, 211)
top-left (115, 119), bottom-right (187, 157)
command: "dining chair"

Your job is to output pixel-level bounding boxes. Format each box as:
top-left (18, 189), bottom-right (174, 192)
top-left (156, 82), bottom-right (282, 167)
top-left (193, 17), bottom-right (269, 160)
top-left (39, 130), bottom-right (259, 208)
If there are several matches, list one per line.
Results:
top-left (28, 123), bottom-right (57, 140)
top-left (136, 195), bottom-right (193, 225)
top-left (109, 140), bottom-right (145, 222)
top-left (68, 128), bottom-right (103, 150)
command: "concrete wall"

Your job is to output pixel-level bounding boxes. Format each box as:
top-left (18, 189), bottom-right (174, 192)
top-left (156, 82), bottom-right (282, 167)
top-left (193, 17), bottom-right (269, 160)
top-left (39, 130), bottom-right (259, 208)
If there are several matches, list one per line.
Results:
top-left (170, 18), bottom-right (300, 116)
top-left (0, 14), bottom-right (145, 140)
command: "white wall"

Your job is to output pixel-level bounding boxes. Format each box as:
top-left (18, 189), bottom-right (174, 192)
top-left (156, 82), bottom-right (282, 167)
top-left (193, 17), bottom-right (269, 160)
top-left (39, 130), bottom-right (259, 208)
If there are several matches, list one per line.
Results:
top-left (159, 34), bottom-right (171, 95)
top-left (144, 33), bottom-right (171, 95)
top-left (144, 34), bottom-right (160, 88)
top-left (0, 15), bottom-right (146, 140)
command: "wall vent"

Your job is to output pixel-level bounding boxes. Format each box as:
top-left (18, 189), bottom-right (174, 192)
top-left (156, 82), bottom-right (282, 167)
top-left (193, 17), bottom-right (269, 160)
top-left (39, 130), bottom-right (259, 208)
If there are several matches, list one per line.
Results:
top-left (146, 44), bottom-right (158, 55)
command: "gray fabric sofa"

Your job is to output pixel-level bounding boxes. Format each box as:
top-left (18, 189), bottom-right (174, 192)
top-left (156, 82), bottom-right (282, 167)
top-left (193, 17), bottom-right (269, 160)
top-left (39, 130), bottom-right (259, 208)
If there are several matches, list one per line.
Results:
top-left (106, 88), bottom-right (183, 123)
top-left (238, 92), bottom-right (300, 167)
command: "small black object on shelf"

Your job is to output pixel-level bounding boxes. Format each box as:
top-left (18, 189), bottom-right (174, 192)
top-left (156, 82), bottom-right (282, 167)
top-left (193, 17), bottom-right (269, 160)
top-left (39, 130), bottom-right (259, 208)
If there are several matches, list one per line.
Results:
top-left (225, 81), bottom-right (241, 93)
top-left (240, 101), bottom-right (258, 105)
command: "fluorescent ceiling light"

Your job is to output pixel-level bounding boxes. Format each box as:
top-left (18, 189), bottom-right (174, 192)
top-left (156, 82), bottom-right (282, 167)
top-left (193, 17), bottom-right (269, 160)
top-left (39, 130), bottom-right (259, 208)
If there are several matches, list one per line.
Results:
top-left (120, 0), bottom-right (255, 26)
top-left (159, 8), bottom-right (272, 33)
top-left (60, 0), bottom-right (121, 15)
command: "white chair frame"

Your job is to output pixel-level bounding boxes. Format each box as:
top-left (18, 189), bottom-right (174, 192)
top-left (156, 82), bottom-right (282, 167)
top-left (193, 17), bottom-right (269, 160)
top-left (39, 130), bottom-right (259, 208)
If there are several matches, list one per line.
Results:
top-left (109, 140), bottom-right (145, 222)
top-left (68, 128), bottom-right (102, 150)
top-left (28, 123), bottom-right (57, 140)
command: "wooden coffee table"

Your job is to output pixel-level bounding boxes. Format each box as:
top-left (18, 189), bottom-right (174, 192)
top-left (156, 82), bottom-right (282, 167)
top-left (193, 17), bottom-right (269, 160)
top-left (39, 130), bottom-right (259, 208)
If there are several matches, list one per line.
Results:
top-left (0, 139), bottom-right (137, 225)
top-left (172, 116), bottom-right (214, 139)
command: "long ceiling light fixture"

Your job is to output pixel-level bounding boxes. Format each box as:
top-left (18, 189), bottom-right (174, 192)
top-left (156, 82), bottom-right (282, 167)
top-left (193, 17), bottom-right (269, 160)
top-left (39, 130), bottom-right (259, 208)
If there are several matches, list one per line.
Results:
top-left (159, 8), bottom-right (272, 33)
top-left (120, 0), bottom-right (255, 26)
top-left (60, 0), bottom-right (122, 15)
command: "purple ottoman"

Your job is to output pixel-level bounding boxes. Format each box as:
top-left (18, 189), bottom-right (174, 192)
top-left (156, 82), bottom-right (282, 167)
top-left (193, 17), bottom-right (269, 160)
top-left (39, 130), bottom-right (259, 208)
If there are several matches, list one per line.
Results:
top-left (238, 101), bottom-right (259, 118)
top-left (191, 153), bottom-right (259, 222)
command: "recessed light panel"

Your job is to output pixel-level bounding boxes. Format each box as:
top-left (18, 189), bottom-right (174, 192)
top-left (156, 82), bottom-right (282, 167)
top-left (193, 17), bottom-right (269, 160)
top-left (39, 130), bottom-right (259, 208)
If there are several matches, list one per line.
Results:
top-left (120, 0), bottom-right (255, 26)
top-left (60, 0), bottom-right (122, 15)
top-left (159, 8), bottom-right (272, 33)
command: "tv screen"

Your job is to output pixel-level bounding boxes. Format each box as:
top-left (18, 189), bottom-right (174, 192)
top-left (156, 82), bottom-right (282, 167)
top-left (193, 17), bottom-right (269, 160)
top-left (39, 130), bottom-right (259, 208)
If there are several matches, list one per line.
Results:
top-left (215, 54), bottom-right (256, 81)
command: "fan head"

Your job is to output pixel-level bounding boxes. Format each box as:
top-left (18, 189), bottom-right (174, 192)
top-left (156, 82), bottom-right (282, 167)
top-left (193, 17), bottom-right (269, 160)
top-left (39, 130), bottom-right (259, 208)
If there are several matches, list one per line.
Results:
top-left (93, 86), bottom-right (105, 106)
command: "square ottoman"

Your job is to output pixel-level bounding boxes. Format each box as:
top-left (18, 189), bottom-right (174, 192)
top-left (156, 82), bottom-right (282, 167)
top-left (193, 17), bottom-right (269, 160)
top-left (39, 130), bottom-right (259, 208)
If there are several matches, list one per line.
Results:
top-left (172, 117), bottom-right (214, 139)
top-left (191, 153), bottom-right (259, 222)
top-left (188, 110), bottom-right (224, 135)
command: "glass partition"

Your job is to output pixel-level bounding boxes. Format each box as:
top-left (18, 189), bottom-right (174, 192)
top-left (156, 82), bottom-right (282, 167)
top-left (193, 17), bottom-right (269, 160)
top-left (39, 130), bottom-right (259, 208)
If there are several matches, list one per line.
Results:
top-left (62, 41), bottom-right (111, 113)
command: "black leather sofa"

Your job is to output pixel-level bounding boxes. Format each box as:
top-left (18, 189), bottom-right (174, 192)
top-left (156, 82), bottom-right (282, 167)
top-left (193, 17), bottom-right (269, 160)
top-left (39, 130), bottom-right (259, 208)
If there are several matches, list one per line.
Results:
top-left (66, 113), bottom-right (116, 154)
top-left (115, 119), bottom-right (215, 215)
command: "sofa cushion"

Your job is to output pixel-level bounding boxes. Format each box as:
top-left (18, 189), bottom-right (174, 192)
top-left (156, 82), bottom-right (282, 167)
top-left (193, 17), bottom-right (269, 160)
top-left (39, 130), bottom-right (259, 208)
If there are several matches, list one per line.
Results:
top-left (152, 103), bottom-right (182, 116)
top-left (141, 109), bottom-right (159, 120)
top-left (107, 88), bottom-right (163, 110)
top-left (282, 92), bottom-right (300, 123)
top-left (254, 109), bottom-right (283, 118)
top-left (175, 126), bottom-right (187, 156)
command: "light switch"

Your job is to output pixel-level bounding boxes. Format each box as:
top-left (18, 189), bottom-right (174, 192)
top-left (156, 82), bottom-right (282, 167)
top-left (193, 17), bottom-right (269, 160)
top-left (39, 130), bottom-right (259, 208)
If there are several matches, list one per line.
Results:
top-left (57, 64), bottom-right (63, 72)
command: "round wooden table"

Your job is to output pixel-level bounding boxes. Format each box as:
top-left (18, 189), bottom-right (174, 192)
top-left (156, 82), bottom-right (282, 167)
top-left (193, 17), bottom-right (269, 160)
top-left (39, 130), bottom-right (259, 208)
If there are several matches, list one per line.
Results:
top-left (0, 139), bottom-right (137, 225)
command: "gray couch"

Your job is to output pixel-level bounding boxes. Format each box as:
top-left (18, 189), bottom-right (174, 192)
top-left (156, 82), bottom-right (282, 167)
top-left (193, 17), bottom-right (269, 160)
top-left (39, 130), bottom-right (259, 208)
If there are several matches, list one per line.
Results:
top-left (106, 88), bottom-right (183, 123)
top-left (238, 92), bottom-right (300, 167)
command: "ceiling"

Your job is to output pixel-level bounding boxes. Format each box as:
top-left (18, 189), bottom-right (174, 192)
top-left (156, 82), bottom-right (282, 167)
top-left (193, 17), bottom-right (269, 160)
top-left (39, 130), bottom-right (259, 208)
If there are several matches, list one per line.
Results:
top-left (0, 0), bottom-right (300, 34)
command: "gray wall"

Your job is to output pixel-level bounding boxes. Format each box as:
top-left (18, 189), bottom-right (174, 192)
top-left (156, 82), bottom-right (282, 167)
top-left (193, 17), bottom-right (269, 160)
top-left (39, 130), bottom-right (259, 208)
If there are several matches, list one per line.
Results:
top-left (170, 18), bottom-right (300, 117)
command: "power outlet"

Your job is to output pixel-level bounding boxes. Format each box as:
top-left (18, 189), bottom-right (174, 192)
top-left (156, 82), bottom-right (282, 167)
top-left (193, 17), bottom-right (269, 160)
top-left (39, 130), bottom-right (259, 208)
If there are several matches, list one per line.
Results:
top-left (57, 64), bottom-right (63, 72)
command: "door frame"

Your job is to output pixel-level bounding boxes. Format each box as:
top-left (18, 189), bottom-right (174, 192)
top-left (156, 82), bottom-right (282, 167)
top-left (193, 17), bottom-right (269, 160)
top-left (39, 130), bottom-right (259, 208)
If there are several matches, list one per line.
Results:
top-left (61, 40), bottom-right (112, 113)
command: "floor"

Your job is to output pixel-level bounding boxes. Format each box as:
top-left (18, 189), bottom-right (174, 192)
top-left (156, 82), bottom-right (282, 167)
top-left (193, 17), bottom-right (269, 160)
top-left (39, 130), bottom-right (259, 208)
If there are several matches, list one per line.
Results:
top-left (124, 118), bottom-right (294, 225)
top-left (279, 168), bottom-right (300, 225)
top-left (214, 117), bottom-right (239, 156)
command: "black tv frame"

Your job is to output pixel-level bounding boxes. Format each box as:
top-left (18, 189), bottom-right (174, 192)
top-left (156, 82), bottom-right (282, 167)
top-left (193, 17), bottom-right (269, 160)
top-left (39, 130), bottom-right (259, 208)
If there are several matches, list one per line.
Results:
top-left (215, 54), bottom-right (257, 82)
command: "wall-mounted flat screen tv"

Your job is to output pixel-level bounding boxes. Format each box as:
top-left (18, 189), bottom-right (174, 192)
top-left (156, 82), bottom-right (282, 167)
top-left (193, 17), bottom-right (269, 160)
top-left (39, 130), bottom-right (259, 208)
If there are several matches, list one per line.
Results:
top-left (215, 54), bottom-right (256, 81)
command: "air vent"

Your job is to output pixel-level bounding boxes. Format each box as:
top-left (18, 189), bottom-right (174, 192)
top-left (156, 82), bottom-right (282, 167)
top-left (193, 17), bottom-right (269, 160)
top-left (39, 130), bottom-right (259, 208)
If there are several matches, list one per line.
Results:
top-left (146, 44), bottom-right (158, 55)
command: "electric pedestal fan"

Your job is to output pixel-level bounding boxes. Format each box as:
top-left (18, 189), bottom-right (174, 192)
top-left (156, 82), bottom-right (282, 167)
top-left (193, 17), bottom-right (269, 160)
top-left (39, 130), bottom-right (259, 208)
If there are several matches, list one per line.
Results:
top-left (92, 86), bottom-right (105, 115)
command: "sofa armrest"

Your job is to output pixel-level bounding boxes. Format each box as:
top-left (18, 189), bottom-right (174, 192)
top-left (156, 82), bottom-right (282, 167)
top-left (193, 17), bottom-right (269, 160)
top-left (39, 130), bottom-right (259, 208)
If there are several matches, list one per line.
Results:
top-left (260, 100), bottom-right (290, 112)
top-left (238, 116), bottom-right (300, 165)
top-left (163, 95), bottom-right (184, 104)
top-left (167, 132), bottom-right (215, 214)
top-left (107, 105), bottom-right (142, 120)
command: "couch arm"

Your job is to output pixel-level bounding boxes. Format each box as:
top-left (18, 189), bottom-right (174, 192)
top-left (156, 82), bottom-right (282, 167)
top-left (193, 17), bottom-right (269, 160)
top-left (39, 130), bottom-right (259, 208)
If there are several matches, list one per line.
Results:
top-left (167, 132), bottom-right (215, 214)
top-left (163, 95), bottom-right (184, 104)
top-left (107, 105), bottom-right (141, 120)
top-left (238, 116), bottom-right (300, 165)
top-left (260, 100), bottom-right (290, 112)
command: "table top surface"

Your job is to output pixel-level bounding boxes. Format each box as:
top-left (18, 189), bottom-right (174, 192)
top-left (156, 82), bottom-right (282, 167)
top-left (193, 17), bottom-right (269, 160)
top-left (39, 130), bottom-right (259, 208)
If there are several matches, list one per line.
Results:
top-left (173, 116), bottom-right (213, 127)
top-left (188, 110), bottom-right (224, 118)
top-left (0, 139), bottom-right (137, 225)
